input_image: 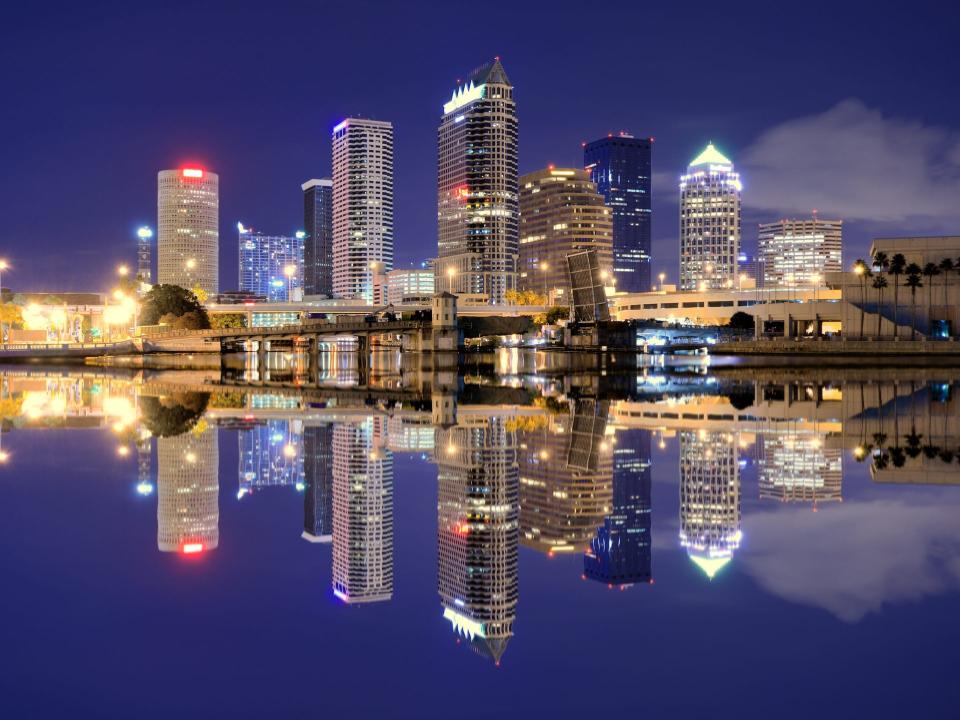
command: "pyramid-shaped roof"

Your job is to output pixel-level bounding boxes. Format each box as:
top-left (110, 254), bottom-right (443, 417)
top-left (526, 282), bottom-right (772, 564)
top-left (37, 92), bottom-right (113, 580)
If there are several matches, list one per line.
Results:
top-left (469, 57), bottom-right (511, 87)
top-left (689, 142), bottom-right (732, 167)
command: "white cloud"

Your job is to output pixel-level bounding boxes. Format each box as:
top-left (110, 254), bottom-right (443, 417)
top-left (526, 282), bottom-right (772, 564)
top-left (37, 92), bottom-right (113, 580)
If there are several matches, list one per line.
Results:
top-left (739, 498), bottom-right (960, 622)
top-left (741, 99), bottom-right (960, 227)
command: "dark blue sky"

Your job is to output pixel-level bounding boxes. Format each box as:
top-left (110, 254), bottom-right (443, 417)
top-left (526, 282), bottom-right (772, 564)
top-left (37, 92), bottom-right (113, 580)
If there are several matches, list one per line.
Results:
top-left (4, 0), bottom-right (959, 292)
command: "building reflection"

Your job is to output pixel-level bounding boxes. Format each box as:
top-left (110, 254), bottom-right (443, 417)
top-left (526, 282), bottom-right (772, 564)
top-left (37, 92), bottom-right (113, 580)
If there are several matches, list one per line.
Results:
top-left (302, 424), bottom-right (334, 542)
top-left (584, 428), bottom-right (652, 586)
top-left (238, 419), bottom-right (303, 497)
top-left (519, 399), bottom-right (612, 556)
top-left (332, 418), bottom-right (394, 603)
top-left (678, 429), bottom-right (741, 579)
top-left (435, 414), bottom-right (519, 664)
top-left (758, 427), bottom-right (842, 505)
top-left (156, 424), bottom-right (219, 554)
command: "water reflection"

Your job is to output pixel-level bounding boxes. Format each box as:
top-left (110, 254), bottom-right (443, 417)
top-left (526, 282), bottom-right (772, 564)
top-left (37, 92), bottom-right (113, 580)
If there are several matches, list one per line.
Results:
top-left (2, 360), bottom-right (960, 661)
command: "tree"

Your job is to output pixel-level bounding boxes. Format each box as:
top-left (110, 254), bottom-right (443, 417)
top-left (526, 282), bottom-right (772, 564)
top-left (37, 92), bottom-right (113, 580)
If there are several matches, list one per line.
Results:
top-left (139, 392), bottom-right (210, 437)
top-left (939, 258), bottom-right (954, 329)
top-left (544, 306), bottom-right (569, 325)
top-left (871, 274), bottom-right (888, 338)
top-left (888, 253), bottom-right (905, 336)
top-left (505, 288), bottom-right (546, 306)
top-left (852, 259), bottom-right (870, 339)
top-left (904, 265), bottom-right (922, 340)
top-left (922, 262), bottom-right (940, 335)
top-left (210, 313), bottom-right (247, 330)
top-left (727, 311), bottom-right (754, 332)
top-left (191, 284), bottom-right (209, 304)
top-left (140, 284), bottom-right (210, 328)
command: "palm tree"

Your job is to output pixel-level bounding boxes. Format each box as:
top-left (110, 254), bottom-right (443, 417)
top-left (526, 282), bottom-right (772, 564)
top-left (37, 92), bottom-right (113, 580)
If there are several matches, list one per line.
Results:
top-left (873, 251), bottom-right (890, 274)
top-left (889, 253), bottom-right (906, 337)
top-left (852, 259), bottom-right (870, 339)
top-left (905, 264), bottom-right (922, 340)
top-left (940, 258), bottom-right (955, 335)
top-left (922, 262), bottom-right (940, 337)
top-left (871, 274), bottom-right (888, 338)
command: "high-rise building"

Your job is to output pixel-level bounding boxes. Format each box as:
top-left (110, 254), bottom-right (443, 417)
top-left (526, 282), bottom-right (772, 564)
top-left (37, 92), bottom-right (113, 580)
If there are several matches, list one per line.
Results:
top-left (331, 119), bottom-right (394, 302)
top-left (332, 419), bottom-right (394, 603)
top-left (584, 428), bottom-right (652, 586)
top-left (302, 179), bottom-right (334, 297)
top-left (738, 251), bottom-right (760, 288)
top-left (157, 167), bottom-right (219, 294)
top-left (518, 167), bottom-right (613, 303)
top-left (437, 59), bottom-right (519, 305)
top-left (678, 430), bottom-right (741, 579)
top-left (584, 133), bottom-right (652, 292)
top-left (436, 415), bottom-right (519, 663)
top-left (237, 224), bottom-right (304, 302)
top-left (679, 144), bottom-right (741, 291)
top-left (303, 424), bottom-right (334, 543)
top-left (156, 425), bottom-right (219, 554)
top-left (758, 216), bottom-right (843, 289)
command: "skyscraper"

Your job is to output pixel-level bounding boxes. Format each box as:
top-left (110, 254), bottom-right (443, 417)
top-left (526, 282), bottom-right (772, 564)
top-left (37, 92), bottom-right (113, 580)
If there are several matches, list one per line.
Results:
top-left (679, 144), bottom-right (741, 291)
top-left (758, 428), bottom-right (842, 504)
top-left (678, 430), bottom-right (741, 579)
top-left (156, 426), bottom-right (219, 555)
top-left (237, 224), bottom-right (304, 302)
top-left (758, 216), bottom-right (843, 289)
top-left (584, 133), bottom-right (652, 292)
top-left (584, 428), bottom-right (652, 586)
top-left (518, 167), bottom-right (613, 302)
top-left (136, 226), bottom-right (153, 285)
top-left (436, 415), bottom-right (519, 663)
top-left (302, 178), bottom-right (334, 297)
top-left (437, 58), bottom-right (519, 305)
top-left (157, 167), bottom-right (219, 294)
top-left (332, 419), bottom-right (394, 603)
top-left (331, 119), bottom-right (394, 302)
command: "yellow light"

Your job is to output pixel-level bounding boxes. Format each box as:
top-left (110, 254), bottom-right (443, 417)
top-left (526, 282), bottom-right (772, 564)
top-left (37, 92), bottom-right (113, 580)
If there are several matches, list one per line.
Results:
top-left (283, 443), bottom-right (297, 458)
top-left (117, 265), bottom-right (129, 277)
top-left (284, 264), bottom-right (297, 278)
top-left (447, 267), bottom-right (456, 278)
top-left (116, 445), bottom-right (130, 457)
top-left (113, 289), bottom-right (125, 301)
top-left (186, 258), bottom-right (197, 270)
top-left (185, 452), bottom-right (197, 463)
top-left (854, 264), bottom-right (864, 276)
top-left (0, 260), bottom-right (8, 271)
top-left (0, 450), bottom-right (9, 463)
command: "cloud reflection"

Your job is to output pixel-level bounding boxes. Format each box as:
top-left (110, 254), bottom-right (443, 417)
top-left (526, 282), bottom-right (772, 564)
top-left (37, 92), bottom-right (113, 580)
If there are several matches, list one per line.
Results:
top-left (740, 499), bottom-right (960, 622)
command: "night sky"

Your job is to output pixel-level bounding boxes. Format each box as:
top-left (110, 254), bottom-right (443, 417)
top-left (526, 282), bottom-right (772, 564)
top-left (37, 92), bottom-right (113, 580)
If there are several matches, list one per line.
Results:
top-left (4, 1), bottom-right (959, 292)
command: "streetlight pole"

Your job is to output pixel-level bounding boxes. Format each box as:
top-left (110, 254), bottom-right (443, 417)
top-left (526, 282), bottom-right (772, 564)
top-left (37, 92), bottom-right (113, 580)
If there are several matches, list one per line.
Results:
top-left (540, 261), bottom-right (549, 303)
top-left (284, 264), bottom-right (297, 303)
top-left (0, 260), bottom-right (7, 346)
top-left (659, 272), bottom-right (666, 292)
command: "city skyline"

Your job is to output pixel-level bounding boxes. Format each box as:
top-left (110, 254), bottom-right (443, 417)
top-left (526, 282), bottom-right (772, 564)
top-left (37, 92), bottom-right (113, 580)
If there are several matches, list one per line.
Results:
top-left (6, 4), bottom-right (958, 292)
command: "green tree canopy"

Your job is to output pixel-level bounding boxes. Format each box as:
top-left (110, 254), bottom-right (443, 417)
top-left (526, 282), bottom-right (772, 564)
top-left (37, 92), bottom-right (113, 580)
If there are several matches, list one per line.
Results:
top-left (141, 284), bottom-right (210, 328)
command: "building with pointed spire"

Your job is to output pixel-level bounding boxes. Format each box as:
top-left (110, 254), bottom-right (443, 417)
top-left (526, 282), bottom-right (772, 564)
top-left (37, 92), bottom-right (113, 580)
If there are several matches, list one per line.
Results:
top-left (678, 429), bottom-right (741, 579)
top-left (435, 415), bottom-right (519, 663)
top-left (437, 59), bottom-right (519, 305)
top-left (679, 144), bottom-right (741, 291)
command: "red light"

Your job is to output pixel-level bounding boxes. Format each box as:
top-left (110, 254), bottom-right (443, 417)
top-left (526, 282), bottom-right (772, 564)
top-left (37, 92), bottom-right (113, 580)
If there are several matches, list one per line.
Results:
top-left (182, 168), bottom-right (204, 179)
top-left (242, 301), bottom-right (254, 306)
top-left (182, 543), bottom-right (204, 554)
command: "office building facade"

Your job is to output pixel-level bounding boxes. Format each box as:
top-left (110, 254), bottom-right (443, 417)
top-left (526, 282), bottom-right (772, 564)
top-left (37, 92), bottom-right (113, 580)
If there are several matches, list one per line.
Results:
top-left (518, 167), bottom-right (613, 303)
top-left (584, 133), bottom-right (652, 292)
top-left (302, 178), bottom-right (334, 297)
top-left (332, 119), bottom-right (394, 302)
top-left (157, 167), bottom-right (219, 294)
top-left (437, 59), bottom-right (519, 305)
top-left (156, 425), bottom-right (219, 554)
top-left (679, 144), bottom-right (741, 291)
top-left (385, 268), bottom-right (435, 305)
top-left (758, 217), bottom-right (843, 289)
top-left (237, 225), bottom-right (304, 302)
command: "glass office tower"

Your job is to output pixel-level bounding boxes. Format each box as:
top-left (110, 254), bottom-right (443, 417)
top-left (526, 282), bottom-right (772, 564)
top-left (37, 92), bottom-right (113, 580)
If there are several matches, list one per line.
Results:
top-left (584, 133), bottom-right (652, 292)
top-left (302, 179), bottom-right (334, 297)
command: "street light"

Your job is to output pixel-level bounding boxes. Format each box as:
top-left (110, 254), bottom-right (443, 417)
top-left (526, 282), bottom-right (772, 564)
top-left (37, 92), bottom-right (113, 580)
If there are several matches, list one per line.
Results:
top-left (284, 264), bottom-right (297, 302)
top-left (446, 266), bottom-right (456, 293)
top-left (658, 272), bottom-right (666, 292)
top-left (539, 261), bottom-right (549, 301)
top-left (0, 259), bottom-right (8, 346)
top-left (117, 264), bottom-right (129, 277)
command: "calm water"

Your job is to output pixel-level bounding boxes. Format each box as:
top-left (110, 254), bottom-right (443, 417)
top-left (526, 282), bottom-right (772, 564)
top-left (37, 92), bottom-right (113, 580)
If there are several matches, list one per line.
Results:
top-left (1, 353), bottom-right (959, 718)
